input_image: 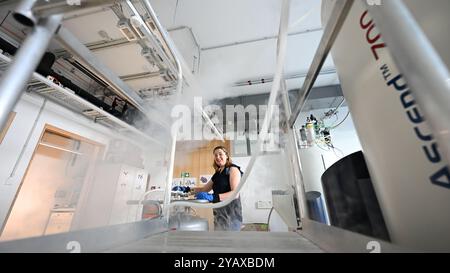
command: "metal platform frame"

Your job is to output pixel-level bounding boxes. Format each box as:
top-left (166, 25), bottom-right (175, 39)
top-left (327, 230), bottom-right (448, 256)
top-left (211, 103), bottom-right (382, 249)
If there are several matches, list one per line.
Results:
top-left (0, 0), bottom-right (448, 252)
top-left (0, 51), bottom-right (161, 145)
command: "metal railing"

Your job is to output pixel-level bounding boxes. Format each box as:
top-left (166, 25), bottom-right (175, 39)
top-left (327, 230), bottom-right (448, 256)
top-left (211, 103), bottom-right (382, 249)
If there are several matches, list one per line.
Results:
top-left (0, 14), bottom-right (62, 133)
top-left (288, 0), bottom-right (354, 128)
top-left (286, 0), bottom-right (450, 231)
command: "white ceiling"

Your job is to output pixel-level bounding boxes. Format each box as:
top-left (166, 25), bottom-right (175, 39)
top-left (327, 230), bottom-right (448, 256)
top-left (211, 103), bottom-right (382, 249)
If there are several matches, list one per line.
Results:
top-left (150, 0), bottom-right (339, 100)
top-left (151, 0), bottom-right (322, 47)
top-left (0, 0), bottom-right (339, 102)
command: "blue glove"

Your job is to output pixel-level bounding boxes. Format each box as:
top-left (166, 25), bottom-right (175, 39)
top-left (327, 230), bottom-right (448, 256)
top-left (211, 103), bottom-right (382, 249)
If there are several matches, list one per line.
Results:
top-left (195, 192), bottom-right (213, 202)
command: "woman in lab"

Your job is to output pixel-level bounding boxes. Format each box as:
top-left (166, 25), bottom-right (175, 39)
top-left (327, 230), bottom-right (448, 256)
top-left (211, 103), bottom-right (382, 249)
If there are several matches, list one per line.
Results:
top-left (194, 146), bottom-right (243, 231)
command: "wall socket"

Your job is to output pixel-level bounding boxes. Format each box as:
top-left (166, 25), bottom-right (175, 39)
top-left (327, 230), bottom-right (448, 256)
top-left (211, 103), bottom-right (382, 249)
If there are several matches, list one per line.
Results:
top-left (256, 200), bottom-right (273, 209)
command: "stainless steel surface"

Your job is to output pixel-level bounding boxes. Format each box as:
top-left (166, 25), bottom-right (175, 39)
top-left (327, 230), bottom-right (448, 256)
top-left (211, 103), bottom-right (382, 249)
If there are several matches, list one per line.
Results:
top-left (366, 0), bottom-right (450, 166)
top-left (0, 14), bottom-right (62, 133)
top-left (13, 0), bottom-right (38, 26)
top-left (0, 218), bottom-right (168, 253)
top-left (169, 213), bottom-right (209, 231)
top-left (105, 231), bottom-right (324, 253)
top-left (300, 219), bottom-right (413, 253)
top-left (288, 0), bottom-right (354, 128)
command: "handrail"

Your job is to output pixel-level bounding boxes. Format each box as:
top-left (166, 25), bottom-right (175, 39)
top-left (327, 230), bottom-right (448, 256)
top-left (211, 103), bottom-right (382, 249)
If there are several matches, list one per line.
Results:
top-left (0, 14), bottom-right (62, 133)
top-left (365, 0), bottom-right (450, 165)
top-left (133, 0), bottom-right (221, 216)
top-left (288, 0), bottom-right (354, 128)
top-left (168, 0), bottom-right (291, 210)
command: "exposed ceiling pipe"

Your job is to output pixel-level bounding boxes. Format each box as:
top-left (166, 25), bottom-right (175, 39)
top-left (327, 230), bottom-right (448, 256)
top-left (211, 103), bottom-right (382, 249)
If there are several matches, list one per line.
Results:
top-left (12, 0), bottom-right (38, 27)
top-left (32, 0), bottom-right (118, 18)
top-left (139, 0), bottom-right (225, 142)
top-left (125, 1), bottom-right (178, 82)
top-left (55, 27), bottom-right (144, 111)
top-left (55, 26), bottom-right (172, 133)
top-left (233, 68), bottom-right (337, 87)
top-left (39, 142), bottom-right (84, 156)
top-left (202, 27), bottom-right (323, 51)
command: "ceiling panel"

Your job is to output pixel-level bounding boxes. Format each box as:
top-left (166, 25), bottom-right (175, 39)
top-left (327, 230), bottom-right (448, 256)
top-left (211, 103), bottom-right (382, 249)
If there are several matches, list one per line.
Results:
top-left (151, 0), bottom-right (322, 48)
top-left (91, 43), bottom-right (160, 76)
top-left (62, 9), bottom-right (124, 45)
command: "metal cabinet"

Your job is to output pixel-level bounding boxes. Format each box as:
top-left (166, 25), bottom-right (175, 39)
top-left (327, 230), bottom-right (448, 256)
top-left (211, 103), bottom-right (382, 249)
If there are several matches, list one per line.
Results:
top-left (74, 163), bottom-right (148, 229)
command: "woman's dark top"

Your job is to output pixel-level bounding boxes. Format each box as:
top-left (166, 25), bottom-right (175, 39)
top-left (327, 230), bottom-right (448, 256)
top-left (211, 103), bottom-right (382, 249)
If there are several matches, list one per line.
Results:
top-left (211, 164), bottom-right (243, 229)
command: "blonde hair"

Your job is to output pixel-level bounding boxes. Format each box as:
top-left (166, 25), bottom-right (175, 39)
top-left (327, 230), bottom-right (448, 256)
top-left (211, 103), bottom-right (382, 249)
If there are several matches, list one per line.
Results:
top-left (212, 146), bottom-right (232, 172)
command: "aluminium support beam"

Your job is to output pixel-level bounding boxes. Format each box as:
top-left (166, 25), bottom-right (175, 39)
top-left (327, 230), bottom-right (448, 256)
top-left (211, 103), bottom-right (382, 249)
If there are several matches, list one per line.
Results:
top-left (139, 0), bottom-right (225, 142)
top-left (288, 0), bottom-right (354, 128)
top-left (33, 0), bottom-right (117, 18)
top-left (55, 26), bottom-right (144, 110)
top-left (0, 15), bottom-right (62, 133)
top-left (55, 26), bottom-right (171, 130)
top-left (168, 0), bottom-right (291, 210)
top-left (125, 0), bottom-right (178, 82)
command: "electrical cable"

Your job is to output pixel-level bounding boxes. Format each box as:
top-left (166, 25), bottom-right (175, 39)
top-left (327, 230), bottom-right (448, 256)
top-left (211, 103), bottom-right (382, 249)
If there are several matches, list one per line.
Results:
top-left (267, 207), bottom-right (275, 231)
top-left (0, 10), bottom-right (11, 27)
top-left (331, 110), bottom-right (350, 129)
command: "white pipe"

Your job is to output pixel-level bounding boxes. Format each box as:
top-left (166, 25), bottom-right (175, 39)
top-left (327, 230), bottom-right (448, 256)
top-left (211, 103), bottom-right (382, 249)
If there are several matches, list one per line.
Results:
top-left (0, 14), bottom-right (62, 134)
top-left (163, 130), bottom-right (178, 222)
top-left (141, 0), bottom-right (225, 142)
top-left (135, 188), bottom-right (165, 220)
top-left (13, 0), bottom-right (38, 27)
top-left (201, 109), bottom-right (225, 142)
top-left (279, 78), bottom-right (308, 219)
top-left (38, 142), bottom-right (84, 156)
top-left (140, 188), bottom-right (165, 202)
top-left (169, 0), bottom-right (291, 209)
top-left (125, 0), bottom-right (178, 81)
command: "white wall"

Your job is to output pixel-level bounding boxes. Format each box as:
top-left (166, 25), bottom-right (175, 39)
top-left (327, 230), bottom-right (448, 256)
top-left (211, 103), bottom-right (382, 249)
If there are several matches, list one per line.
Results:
top-left (142, 147), bottom-right (171, 202)
top-left (0, 93), bottom-right (121, 231)
top-left (233, 153), bottom-right (293, 225)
